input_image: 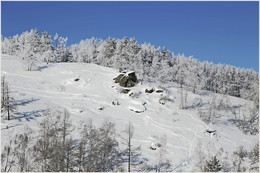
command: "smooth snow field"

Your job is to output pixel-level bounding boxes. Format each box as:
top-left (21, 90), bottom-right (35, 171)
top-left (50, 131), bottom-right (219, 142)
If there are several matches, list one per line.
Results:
top-left (1, 55), bottom-right (258, 171)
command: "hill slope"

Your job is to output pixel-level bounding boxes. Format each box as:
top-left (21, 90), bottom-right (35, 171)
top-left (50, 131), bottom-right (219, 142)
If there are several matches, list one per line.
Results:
top-left (1, 54), bottom-right (258, 171)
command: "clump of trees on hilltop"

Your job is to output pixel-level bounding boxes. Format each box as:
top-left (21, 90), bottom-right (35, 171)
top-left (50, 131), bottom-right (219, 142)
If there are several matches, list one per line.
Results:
top-left (1, 29), bottom-right (259, 105)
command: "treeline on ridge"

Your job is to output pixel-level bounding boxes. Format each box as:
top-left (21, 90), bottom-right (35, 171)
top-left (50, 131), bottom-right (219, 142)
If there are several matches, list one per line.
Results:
top-left (1, 29), bottom-right (258, 105)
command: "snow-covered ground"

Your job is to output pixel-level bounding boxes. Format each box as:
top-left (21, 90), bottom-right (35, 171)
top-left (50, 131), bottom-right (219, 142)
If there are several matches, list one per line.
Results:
top-left (1, 54), bottom-right (258, 171)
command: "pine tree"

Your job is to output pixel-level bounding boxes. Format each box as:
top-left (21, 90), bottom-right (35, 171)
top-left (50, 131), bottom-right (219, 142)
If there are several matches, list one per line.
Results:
top-left (204, 156), bottom-right (221, 172)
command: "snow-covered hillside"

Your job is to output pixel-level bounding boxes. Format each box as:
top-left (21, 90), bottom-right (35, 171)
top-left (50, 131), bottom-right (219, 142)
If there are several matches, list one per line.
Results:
top-left (1, 54), bottom-right (258, 171)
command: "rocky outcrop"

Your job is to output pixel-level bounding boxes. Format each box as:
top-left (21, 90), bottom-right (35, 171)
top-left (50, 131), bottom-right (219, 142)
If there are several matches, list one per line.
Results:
top-left (114, 74), bottom-right (124, 83)
top-left (114, 71), bottom-right (138, 87)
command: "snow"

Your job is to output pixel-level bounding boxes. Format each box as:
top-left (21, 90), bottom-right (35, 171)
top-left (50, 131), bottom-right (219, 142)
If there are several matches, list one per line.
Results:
top-left (1, 54), bottom-right (258, 171)
top-left (123, 71), bottom-right (135, 76)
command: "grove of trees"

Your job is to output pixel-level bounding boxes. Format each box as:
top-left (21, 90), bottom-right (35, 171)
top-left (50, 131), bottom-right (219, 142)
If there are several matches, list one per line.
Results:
top-left (1, 109), bottom-right (153, 172)
top-left (1, 29), bottom-right (259, 106)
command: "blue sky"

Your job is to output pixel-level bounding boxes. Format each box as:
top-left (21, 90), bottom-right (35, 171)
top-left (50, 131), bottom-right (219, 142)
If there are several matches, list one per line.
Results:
top-left (1, 1), bottom-right (259, 71)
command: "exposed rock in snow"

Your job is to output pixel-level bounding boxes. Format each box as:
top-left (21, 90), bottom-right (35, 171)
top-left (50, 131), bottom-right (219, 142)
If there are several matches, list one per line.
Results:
top-left (145, 88), bottom-right (155, 93)
top-left (150, 142), bottom-right (157, 150)
top-left (156, 89), bottom-right (164, 93)
top-left (114, 74), bottom-right (124, 83)
top-left (114, 71), bottom-right (137, 87)
top-left (119, 88), bottom-right (131, 94)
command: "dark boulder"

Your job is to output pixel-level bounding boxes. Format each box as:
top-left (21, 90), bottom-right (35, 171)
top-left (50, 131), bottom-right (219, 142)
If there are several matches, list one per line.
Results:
top-left (121, 89), bottom-right (131, 94)
top-left (99, 107), bottom-right (104, 110)
top-left (127, 72), bottom-right (137, 82)
top-left (114, 71), bottom-right (138, 87)
top-left (156, 90), bottom-right (163, 93)
top-left (206, 130), bottom-right (216, 134)
top-left (145, 88), bottom-right (154, 93)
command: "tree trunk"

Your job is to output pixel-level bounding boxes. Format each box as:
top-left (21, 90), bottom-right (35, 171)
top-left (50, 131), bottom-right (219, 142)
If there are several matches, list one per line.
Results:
top-left (128, 133), bottom-right (131, 172)
top-left (7, 85), bottom-right (10, 120)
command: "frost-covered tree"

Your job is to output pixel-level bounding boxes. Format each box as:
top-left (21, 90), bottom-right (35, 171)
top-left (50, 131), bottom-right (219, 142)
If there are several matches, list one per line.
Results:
top-left (18, 29), bottom-right (53, 70)
top-left (194, 141), bottom-right (207, 171)
top-left (58, 109), bottom-right (74, 171)
top-left (176, 55), bottom-right (186, 88)
top-left (2, 29), bottom-right (259, 103)
top-left (158, 47), bottom-right (172, 83)
top-left (156, 135), bottom-right (169, 172)
top-left (54, 36), bottom-right (71, 62)
top-left (41, 31), bottom-right (54, 64)
top-left (232, 146), bottom-right (248, 172)
top-left (125, 38), bottom-right (141, 71)
top-left (138, 43), bottom-right (155, 83)
top-left (96, 37), bottom-right (117, 66)
top-left (249, 142), bottom-right (259, 171)
top-left (77, 120), bottom-right (123, 172)
top-left (185, 57), bottom-right (202, 93)
top-left (77, 119), bottom-right (98, 171)
top-left (113, 37), bottom-right (129, 70)
top-left (14, 127), bottom-right (34, 172)
top-left (1, 137), bottom-right (18, 172)
top-left (33, 111), bottom-right (59, 171)
top-left (194, 142), bottom-right (230, 172)
top-left (71, 37), bottom-right (101, 63)
top-left (97, 121), bottom-right (123, 172)
top-left (204, 156), bottom-right (222, 172)
top-left (33, 109), bottom-right (74, 172)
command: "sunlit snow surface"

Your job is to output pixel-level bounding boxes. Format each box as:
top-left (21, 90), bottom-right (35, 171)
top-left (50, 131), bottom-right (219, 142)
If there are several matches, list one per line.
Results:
top-left (1, 54), bottom-right (258, 171)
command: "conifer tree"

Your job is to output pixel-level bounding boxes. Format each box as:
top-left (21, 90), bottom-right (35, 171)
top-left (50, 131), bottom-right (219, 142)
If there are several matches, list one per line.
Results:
top-left (204, 156), bottom-right (221, 172)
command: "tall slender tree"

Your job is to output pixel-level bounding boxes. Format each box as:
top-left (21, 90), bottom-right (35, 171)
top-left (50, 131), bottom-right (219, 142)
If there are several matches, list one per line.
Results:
top-left (122, 122), bottom-right (143, 172)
